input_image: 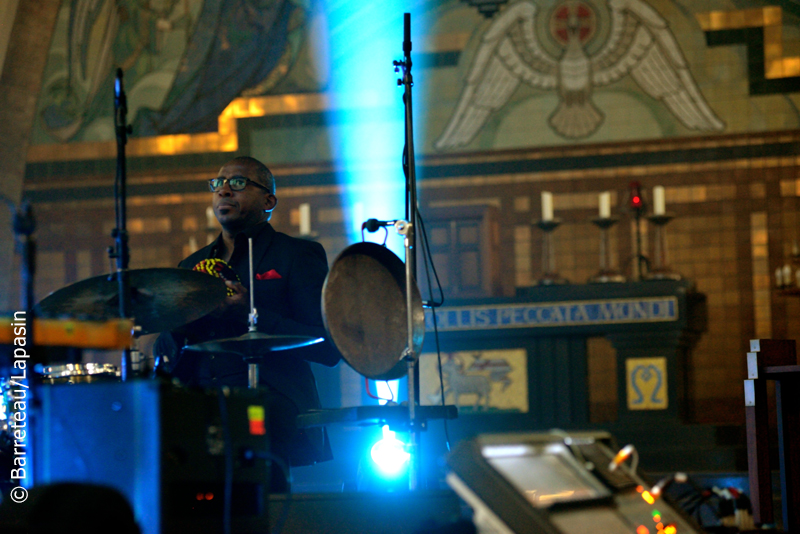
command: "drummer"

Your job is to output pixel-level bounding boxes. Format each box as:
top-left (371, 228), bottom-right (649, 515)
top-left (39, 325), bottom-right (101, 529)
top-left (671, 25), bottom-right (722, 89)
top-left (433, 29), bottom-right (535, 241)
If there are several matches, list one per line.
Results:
top-left (155, 156), bottom-right (340, 490)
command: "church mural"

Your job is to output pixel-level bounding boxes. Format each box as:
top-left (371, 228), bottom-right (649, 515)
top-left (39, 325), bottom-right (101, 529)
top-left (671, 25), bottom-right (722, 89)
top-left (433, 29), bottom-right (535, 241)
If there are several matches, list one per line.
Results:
top-left (32, 0), bottom-right (327, 144)
top-left (430, 0), bottom-right (800, 151)
top-left (29, 0), bottom-right (800, 155)
top-left (435, 0), bottom-right (725, 145)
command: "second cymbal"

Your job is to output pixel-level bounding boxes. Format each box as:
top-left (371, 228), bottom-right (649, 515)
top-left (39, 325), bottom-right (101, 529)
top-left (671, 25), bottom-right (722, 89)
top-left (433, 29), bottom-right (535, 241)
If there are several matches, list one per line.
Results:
top-left (183, 331), bottom-right (323, 359)
top-left (35, 268), bottom-right (228, 335)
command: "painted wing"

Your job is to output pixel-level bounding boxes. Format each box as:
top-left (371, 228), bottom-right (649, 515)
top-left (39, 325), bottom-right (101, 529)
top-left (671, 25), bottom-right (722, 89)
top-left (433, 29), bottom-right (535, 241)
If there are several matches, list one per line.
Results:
top-left (435, 1), bottom-right (558, 150)
top-left (591, 0), bottom-right (724, 131)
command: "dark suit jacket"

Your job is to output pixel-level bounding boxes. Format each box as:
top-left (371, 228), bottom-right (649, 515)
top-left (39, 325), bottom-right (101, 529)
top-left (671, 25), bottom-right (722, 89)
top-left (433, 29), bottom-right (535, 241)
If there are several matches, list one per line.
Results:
top-left (160, 221), bottom-right (340, 466)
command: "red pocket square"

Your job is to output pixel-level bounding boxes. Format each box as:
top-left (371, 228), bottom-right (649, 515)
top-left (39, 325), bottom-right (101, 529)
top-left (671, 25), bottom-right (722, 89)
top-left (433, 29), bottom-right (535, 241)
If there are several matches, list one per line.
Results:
top-left (256, 269), bottom-right (282, 280)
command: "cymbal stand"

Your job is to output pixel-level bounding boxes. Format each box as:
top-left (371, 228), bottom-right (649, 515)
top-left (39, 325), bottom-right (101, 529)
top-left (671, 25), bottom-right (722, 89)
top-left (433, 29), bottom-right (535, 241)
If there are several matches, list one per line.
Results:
top-left (108, 68), bottom-right (137, 380)
top-left (3, 195), bottom-right (36, 490)
top-left (247, 237), bottom-right (259, 389)
top-left (1, 198), bottom-right (37, 314)
top-left (395, 219), bottom-right (421, 490)
top-left (394, 13), bottom-right (422, 491)
top-left (4, 200), bottom-right (36, 355)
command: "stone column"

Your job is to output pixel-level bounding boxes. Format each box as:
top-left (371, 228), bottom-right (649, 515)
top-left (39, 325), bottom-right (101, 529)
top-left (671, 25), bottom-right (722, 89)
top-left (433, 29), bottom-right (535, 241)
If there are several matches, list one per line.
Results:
top-left (0, 0), bottom-right (61, 310)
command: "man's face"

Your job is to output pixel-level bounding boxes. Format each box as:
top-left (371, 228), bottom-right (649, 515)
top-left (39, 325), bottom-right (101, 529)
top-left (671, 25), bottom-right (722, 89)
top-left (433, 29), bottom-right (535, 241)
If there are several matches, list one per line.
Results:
top-left (212, 160), bottom-right (276, 230)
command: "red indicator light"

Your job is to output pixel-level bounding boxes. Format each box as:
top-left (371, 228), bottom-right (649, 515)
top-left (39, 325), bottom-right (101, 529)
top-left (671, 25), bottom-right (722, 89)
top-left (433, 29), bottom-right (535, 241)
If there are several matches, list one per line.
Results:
top-left (249, 420), bottom-right (266, 435)
top-left (248, 405), bottom-right (267, 436)
top-left (636, 485), bottom-right (644, 493)
top-left (205, 492), bottom-right (214, 501)
top-left (653, 515), bottom-right (661, 523)
top-left (629, 181), bottom-right (644, 210)
top-left (637, 525), bottom-right (649, 534)
top-left (195, 493), bottom-right (204, 501)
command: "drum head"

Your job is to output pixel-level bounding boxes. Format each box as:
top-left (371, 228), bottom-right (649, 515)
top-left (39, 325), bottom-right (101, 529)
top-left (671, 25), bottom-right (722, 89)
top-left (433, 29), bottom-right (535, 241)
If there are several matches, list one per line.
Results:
top-left (322, 242), bottom-right (425, 381)
top-left (38, 363), bottom-right (120, 384)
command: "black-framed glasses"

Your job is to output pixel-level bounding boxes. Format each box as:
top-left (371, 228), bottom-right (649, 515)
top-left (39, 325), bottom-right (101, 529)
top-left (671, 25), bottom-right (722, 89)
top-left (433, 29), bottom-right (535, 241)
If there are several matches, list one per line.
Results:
top-left (208, 176), bottom-right (270, 193)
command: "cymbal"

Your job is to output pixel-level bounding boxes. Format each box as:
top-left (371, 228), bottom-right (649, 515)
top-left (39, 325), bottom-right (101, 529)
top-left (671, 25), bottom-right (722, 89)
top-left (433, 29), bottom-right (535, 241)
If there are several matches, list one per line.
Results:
top-left (35, 268), bottom-right (227, 335)
top-left (183, 331), bottom-right (323, 358)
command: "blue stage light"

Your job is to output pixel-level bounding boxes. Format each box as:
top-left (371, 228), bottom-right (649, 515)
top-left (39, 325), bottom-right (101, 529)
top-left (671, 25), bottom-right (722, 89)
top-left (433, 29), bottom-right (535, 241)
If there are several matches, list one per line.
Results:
top-left (322, 3), bottom-right (428, 490)
top-left (323, 2), bottom-right (429, 257)
top-left (370, 425), bottom-right (410, 476)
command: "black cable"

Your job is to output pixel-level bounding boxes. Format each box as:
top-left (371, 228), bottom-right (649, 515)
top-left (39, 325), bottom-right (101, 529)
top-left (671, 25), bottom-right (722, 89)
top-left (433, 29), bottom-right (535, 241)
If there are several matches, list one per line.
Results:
top-left (239, 448), bottom-right (291, 534)
top-left (216, 387), bottom-right (233, 534)
top-left (417, 210), bottom-right (450, 453)
top-left (416, 211), bottom-right (444, 308)
top-left (266, 449), bottom-right (292, 534)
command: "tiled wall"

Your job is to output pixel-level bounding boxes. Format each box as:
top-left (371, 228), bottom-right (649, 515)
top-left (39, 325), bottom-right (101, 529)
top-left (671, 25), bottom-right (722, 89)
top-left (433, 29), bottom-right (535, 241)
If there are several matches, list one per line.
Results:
top-left (24, 129), bottom-right (800, 424)
top-left (418, 131), bottom-right (800, 424)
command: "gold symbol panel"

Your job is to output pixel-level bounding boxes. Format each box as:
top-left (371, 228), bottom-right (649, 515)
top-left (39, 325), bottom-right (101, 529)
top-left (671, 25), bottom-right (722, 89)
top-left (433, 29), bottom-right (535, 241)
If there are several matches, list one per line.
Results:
top-left (626, 357), bottom-right (668, 410)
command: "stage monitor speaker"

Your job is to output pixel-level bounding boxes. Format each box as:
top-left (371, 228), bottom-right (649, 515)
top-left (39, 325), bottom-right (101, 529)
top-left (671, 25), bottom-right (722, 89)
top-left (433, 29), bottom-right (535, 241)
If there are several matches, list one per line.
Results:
top-left (33, 380), bottom-right (271, 534)
top-left (447, 431), bottom-right (703, 534)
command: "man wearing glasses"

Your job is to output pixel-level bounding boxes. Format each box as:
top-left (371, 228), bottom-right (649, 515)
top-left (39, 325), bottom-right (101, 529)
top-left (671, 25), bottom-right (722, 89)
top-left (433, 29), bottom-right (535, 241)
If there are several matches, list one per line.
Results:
top-left (156, 156), bottom-right (340, 490)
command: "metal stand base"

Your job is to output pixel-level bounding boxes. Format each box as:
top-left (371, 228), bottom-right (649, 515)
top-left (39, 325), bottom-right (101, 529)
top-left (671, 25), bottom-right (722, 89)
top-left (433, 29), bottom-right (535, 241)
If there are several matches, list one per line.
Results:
top-left (590, 272), bottom-right (627, 284)
top-left (537, 274), bottom-right (569, 286)
top-left (645, 271), bottom-right (682, 281)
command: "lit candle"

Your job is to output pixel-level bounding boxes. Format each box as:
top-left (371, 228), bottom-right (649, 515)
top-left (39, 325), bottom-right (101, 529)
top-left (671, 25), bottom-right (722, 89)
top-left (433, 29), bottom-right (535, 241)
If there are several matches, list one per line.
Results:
top-left (541, 191), bottom-right (553, 221)
top-left (599, 191), bottom-right (611, 219)
top-left (653, 186), bottom-right (666, 215)
top-left (299, 203), bottom-right (311, 235)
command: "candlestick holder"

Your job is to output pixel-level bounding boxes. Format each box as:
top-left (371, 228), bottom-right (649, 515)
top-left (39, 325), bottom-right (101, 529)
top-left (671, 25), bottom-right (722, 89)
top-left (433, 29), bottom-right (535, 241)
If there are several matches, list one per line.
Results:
top-left (590, 217), bottom-right (626, 283)
top-left (536, 219), bottom-right (568, 285)
top-left (646, 213), bottom-right (681, 280)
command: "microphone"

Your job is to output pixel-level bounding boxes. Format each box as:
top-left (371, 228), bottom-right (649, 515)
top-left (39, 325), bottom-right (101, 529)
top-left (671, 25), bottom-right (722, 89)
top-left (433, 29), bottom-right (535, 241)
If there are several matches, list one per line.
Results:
top-left (362, 219), bottom-right (396, 233)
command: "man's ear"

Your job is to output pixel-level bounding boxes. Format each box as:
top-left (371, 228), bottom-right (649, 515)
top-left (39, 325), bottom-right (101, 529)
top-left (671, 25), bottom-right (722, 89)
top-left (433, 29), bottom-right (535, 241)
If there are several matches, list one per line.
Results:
top-left (264, 193), bottom-right (278, 215)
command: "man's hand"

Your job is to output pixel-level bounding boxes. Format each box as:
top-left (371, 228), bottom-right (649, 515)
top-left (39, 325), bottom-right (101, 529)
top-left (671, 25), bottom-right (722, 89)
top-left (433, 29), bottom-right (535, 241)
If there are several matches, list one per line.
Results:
top-left (211, 281), bottom-right (250, 319)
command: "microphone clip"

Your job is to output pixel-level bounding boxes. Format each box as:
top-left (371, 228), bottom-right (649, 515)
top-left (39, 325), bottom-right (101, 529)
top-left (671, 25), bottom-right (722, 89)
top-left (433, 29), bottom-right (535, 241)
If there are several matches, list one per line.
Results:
top-left (361, 218), bottom-right (398, 245)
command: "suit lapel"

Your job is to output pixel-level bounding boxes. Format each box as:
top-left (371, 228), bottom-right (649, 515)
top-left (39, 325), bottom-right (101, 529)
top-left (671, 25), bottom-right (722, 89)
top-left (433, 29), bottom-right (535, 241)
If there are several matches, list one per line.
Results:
top-left (207, 233), bottom-right (223, 260)
top-left (249, 222), bottom-right (276, 275)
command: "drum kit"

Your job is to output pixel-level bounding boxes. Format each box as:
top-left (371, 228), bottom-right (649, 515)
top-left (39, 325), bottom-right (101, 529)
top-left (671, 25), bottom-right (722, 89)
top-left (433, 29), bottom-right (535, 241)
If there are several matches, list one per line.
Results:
top-left (22, 244), bottom-right (324, 385)
top-left (19, 239), bottom-right (426, 384)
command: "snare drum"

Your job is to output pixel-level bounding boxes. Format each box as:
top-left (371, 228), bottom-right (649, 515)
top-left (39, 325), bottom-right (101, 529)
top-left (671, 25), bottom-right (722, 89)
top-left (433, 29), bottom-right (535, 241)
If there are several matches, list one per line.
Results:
top-left (38, 363), bottom-right (120, 384)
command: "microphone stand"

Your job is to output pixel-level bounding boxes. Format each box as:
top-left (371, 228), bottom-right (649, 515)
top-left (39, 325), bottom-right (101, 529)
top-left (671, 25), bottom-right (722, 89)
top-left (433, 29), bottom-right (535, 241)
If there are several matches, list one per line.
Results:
top-left (394, 12), bottom-right (422, 491)
top-left (4, 199), bottom-right (37, 315)
top-left (108, 68), bottom-right (135, 380)
top-left (1, 194), bottom-right (36, 489)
